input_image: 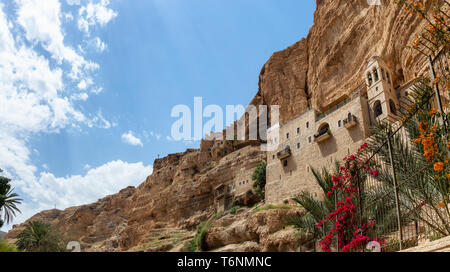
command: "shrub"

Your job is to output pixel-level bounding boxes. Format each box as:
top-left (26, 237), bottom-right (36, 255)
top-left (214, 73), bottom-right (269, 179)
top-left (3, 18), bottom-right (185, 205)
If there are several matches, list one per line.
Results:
top-left (0, 240), bottom-right (18, 252)
top-left (252, 161), bottom-right (267, 199)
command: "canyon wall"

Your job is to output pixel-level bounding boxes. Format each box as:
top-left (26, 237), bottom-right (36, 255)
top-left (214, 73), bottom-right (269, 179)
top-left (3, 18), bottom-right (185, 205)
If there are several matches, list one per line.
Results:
top-left (6, 0), bottom-right (434, 251)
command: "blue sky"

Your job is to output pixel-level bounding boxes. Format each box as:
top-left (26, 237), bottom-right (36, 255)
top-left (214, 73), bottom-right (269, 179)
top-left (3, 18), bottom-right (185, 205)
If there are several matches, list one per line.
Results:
top-left (0, 0), bottom-right (315, 230)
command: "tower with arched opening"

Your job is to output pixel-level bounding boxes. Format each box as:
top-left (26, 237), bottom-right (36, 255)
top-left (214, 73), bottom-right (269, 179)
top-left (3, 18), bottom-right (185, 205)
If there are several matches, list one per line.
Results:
top-left (365, 56), bottom-right (399, 123)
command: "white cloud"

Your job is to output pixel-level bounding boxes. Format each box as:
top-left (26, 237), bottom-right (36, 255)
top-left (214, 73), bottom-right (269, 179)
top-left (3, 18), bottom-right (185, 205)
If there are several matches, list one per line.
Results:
top-left (83, 164), bottom-right (91, 169)
top-left (16, 0), bottom-right (99, 80)
top-left (93, 36), bottom-right (106, 52)
top-left (5, 160), bottom-right (152, 230)
top-left (66, 0), bottom-right (81, 5)
top-left (78, 0), bottom-right (117, 35)
top-left (122, 131), bottom-right (143, 147)
top-left (144, 131), bottom-right (162, 141)
top-left (0, 1), bottom-right (121, 231)
top-left (71, 92), bottom-right (89, 101)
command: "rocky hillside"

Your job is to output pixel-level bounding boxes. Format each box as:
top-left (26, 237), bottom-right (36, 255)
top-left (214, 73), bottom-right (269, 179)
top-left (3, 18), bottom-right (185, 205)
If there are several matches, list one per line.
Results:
top-left (6, 0), bottom-right (433, 251)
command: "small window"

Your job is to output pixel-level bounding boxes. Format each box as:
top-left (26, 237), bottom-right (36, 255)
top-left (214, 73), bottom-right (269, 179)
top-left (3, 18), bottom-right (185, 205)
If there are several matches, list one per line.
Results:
top-left (373, 68), bottom-right (379, 81)
top-left (405, 91), bottom-right (409, 97)
top-left (374, 100), bottom-right (383, 118)
top-left (389, 99), bottom-right (397, 115)
top-left (338, 120), bottom-right (342, 127)
top-left (309, 136), bottom-right (312, 143)
top-left (272, 155), bottom-right (275, 160)
top-left (367, 73), bottom-right (373, 86)
top-left (283, 160), bottom-right (288, 167)
top-left (306, 122), bottom-right (309, 129)
top-left (286, 133), bottom-right (290, 139)
top-left (297, 143), bottom-right (300, 149)
top-left (297, 127), bottom-right (300, 134)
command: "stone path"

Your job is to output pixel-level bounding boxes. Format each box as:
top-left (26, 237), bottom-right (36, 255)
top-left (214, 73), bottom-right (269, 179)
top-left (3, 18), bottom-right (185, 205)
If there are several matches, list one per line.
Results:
top-left (401, 236), bottom-right (450, 252)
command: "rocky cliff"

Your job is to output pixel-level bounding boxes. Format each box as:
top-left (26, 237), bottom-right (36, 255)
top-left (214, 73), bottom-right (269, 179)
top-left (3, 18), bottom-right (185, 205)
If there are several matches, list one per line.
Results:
top-left (6, 0), bottom-right (433, 251)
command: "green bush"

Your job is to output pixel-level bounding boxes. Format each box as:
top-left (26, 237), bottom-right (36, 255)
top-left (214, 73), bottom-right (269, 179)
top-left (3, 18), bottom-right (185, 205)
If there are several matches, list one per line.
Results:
top-left (0, 240), bottom-right (19, 252)
top-left (252, 161), bottom-right (267, 199)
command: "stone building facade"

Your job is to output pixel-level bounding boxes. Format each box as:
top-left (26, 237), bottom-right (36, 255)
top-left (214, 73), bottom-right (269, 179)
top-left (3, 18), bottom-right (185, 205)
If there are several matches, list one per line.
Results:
top-left (265, 56), bottom-right (414, 203)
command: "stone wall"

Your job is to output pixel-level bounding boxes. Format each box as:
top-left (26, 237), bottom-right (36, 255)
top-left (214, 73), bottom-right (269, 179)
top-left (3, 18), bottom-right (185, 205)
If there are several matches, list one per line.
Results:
top-left (266, 93), bottom-right (371, 203)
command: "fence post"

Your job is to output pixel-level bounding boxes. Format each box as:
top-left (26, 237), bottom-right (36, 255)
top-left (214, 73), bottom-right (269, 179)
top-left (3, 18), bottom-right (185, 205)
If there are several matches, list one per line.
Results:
top-left (428, 55), bottom-right (450, 158)
top-left (387, 134), bottom-right (404, 251)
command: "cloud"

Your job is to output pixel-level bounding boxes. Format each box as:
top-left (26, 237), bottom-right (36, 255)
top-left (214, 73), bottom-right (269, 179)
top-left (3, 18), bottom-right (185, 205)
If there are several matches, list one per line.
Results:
top-left (144, 131), bottom-right (162, 141)
top-left (122, 131), bottom-right (143, 147)
top-left (6, 160), bottom-right (152, 230)
top-left (66, 0), bottom-right (81, 5)
top-left (78, 0), bottom-right (117, 35)
top-left (16, 0), bottom-right (99, 80)
top-left (0, 1), bottom-right (120, 231)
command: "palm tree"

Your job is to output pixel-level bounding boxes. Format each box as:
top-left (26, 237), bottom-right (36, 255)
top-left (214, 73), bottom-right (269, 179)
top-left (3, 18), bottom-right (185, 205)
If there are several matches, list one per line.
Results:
top-left (288, 163), bottom-right (339, 243)
top-left (0, 169), bottom-right (22, 228)
top-left (16, 221), bottom-right (66, 252)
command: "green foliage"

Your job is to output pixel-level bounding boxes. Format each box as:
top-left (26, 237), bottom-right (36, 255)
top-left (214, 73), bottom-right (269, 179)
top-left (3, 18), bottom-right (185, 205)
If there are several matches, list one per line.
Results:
top-left (0, 240), bottom-right (19, 252)
top-left (366, 81), bottom-right (450, 237)
top-left (228, 205), bottom-right (241, 215)
top-left (16, 221), bottom-right (66, 252)
top-left (252, 161), bottom-right (267, 199)
top-left (254, 204), bottom-right (293, 213)
top-left (182, 239), bottom-right (197, 252)
top-left (288, 165), bottom-right (339, 239)
top-left (0, 169), bottom-right (22, 228)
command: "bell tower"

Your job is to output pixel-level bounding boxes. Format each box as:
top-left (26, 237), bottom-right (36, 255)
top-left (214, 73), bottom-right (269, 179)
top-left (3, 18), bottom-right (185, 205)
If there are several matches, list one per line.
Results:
top-left (365, 56), bottom-right (399, 123)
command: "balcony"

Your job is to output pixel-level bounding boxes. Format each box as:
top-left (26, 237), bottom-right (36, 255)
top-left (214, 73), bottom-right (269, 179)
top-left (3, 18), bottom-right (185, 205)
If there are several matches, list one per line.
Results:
top-left (214, 184), bottom-right (226, 200)
top-left (314, 125), bottom-right (332, 143)
top-left (344, 114), bottom-right (358, 129)
top-left (277, 145), bottom-right (291, 160)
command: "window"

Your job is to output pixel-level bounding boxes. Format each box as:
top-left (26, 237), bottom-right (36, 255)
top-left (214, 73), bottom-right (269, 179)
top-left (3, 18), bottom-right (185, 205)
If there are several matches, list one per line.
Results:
top-left (373, 68), bottom-right (379, 81)
top-left (297, 143), bottom-right (300, 149)
top-left (405, 91), bottom-right (409, 97)
top-left (309, 136), bottom-right (312, 143)
top-left (389, 99), bottom-right (397, 115)
top-left (374, 100), bottom-right (383, 118)
top-left (272, 155), bottom-right (275, 160)
top-left (338, 120), bottom-right (342, 127)
top-left (286, 133), bottom-right (290, 139)
top-left (306, 122), bottom-right (309, 129)
top-left (283, 160), bottom-right (288, 167)
top-left (297, 127), bottom-right (300, 134)
top-left (386, 72), bottom-right (391, 84)
top-left (367, 73), bottom-right (373, 86)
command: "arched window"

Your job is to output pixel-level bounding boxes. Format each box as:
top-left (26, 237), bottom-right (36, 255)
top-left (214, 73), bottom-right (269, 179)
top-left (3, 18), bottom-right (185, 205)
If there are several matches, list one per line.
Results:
top-left (374, 100), bottom-right (383, 118)
top-left (389, 99), bottom-right (397, 115)
top-left (373, 68), bottom-right (379, 82)
top-left (367, 73), bottom-right (373, 86)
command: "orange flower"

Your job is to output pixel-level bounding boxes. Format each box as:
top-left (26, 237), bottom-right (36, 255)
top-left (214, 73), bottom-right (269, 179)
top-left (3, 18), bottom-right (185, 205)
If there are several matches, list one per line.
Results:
top-left (437, 202), bottom-right (446, 208)
top-left (434, 162), bottom-right (444, 172)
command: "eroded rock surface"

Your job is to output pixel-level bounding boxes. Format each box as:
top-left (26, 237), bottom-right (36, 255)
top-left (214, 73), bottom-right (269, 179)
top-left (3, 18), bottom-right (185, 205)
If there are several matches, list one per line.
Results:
top-left (6, 0), bottom-right (434, 252)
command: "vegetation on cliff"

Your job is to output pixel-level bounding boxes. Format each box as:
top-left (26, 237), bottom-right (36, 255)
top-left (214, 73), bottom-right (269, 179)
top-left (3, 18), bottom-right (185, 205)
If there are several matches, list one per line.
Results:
top-left (252, 161), bottom-right (267, 200)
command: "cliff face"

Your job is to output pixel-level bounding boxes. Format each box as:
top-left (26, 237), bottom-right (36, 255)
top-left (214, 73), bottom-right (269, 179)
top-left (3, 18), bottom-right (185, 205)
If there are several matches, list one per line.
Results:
top-left (7, 0), bottom-right (432, 251)
top-left (256, 0), bottom-right (430, 123)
